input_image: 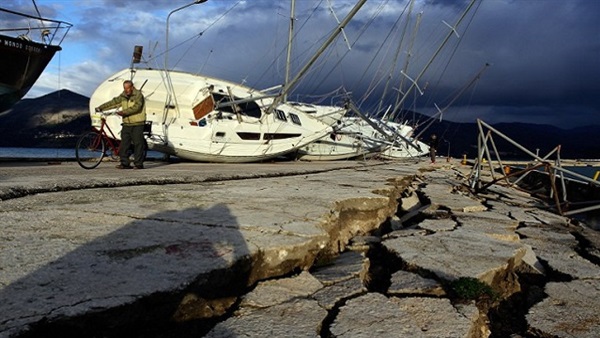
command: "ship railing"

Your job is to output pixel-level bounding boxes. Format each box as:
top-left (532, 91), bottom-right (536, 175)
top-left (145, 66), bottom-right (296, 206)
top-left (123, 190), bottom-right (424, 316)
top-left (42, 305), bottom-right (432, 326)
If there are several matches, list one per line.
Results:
top-left (0, 7), bottom-right (73, 46)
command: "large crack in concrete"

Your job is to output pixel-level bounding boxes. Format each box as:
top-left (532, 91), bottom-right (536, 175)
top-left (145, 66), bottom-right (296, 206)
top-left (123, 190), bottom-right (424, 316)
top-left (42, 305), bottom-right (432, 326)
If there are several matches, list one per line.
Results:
top-left (3, 164), bottom-right (599, 337)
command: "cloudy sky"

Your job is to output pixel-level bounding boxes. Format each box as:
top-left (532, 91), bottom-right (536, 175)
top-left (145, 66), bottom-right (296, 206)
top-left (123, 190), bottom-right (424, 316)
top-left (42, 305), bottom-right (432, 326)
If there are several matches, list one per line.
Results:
top-left (5, 0), bottom-right (600, 129)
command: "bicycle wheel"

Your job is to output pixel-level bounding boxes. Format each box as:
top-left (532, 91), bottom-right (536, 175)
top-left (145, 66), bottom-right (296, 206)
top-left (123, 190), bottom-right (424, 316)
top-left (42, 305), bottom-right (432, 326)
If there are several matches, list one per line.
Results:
top-left (76, 131), bottom-right (106, 169)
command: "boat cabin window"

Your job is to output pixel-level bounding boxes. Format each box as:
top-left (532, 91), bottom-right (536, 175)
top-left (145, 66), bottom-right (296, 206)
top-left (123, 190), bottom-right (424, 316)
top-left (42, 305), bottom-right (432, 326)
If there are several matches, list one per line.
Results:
top-left (275, 110), bottom-right (287, 121)
top-left (212, 93), bottom-right (262, 119)
top-left (238, 100), bottom-right (262, 118)
top-left (290, 102), bottom-right (317, 114)
top-left (264, 133), bottom-right (301, 140)
top-left (289, 113), bottom-right (302, 126)
top-left (237, 132), bottom-right (261, 140)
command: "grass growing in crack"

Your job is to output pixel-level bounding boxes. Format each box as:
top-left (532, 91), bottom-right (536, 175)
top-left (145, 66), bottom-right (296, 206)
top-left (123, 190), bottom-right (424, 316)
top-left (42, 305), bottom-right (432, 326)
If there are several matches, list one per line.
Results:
top-left (450, 277), bottom-right (497, 301)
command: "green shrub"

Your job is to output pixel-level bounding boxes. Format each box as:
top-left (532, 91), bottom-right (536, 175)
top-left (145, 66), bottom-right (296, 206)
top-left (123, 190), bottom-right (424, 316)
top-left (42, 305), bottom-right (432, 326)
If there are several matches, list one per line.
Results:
top-left (450, 277), bottom-right (496, 300)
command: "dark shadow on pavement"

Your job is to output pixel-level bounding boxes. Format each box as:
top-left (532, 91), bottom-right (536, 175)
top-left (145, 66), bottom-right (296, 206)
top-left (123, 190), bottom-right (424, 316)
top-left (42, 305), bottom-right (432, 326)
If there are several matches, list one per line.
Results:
top-left (0, 204), bottom-right (248, 337)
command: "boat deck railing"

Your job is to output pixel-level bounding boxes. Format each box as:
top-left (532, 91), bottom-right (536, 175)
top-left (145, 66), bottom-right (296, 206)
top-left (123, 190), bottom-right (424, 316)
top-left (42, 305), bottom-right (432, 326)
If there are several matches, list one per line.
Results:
top-left (0, 7), bottom-right (72, 46)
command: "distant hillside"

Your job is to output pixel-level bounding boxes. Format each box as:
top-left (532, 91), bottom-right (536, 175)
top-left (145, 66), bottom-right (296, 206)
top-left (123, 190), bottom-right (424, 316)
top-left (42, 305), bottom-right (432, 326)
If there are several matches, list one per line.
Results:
top-left (0, 90), bottom-right (597, 159)
top-left (421, 118), bottom-right (600, 160)
top-left (0, 90), bottom-right (90, 148)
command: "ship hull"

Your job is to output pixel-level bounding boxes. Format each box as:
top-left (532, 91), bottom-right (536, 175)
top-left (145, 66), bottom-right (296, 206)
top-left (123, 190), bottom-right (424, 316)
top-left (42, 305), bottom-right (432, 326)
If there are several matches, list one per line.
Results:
top-left (0, 35), bottom-right (61, 112)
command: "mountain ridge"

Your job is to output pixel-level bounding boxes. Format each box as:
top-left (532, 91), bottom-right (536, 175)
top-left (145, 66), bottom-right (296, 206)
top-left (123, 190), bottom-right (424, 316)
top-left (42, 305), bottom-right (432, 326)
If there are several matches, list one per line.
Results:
top-left (0, 90), bottom-right (597, 159)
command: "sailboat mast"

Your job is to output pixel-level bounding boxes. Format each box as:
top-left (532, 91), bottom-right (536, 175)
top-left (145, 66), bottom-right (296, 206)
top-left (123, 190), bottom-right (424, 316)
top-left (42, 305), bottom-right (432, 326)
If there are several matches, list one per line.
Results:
top-left (31, 0), bottom-right (45, 25)
top-left (393, 0), bottom-right (478, 112)
top-left (284, 0), bottom-right (296, 102)
top-left (377, 0), bottom-right (416, 119)
top-left (268, 0), bottom-right (367, 113)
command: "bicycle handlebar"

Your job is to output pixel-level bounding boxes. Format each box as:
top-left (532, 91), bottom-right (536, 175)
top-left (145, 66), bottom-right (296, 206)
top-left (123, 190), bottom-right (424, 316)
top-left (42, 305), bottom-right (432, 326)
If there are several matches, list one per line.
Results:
top-left (95, 108), bottom-right (121, 116)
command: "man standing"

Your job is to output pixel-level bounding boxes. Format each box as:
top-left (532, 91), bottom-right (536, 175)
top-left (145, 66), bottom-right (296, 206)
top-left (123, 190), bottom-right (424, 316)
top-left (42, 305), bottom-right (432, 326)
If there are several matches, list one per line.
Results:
top-left (429, 134), bottom-right (439, 164)
top-left (95, 80), bottom-right (146, 169)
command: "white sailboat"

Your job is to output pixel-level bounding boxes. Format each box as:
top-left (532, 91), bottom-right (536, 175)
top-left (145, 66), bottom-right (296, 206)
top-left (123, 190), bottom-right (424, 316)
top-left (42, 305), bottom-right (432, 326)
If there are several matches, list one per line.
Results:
top-left (296, 0), bottom-right (479, 161)
top-left (90, 68), bottom-right (347, 163)
top-left (88, 0), bottom-right (366, 163)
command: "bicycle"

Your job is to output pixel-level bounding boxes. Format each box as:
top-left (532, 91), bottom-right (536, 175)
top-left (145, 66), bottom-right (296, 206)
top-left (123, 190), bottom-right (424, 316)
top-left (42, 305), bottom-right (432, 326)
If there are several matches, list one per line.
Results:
top-left (75, 110), bottom-right (150, 169)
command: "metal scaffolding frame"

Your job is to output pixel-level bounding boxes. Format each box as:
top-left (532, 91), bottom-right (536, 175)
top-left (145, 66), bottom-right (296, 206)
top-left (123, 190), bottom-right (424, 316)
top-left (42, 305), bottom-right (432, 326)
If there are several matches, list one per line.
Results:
top-left (468, 119), bottom-right (600, 216)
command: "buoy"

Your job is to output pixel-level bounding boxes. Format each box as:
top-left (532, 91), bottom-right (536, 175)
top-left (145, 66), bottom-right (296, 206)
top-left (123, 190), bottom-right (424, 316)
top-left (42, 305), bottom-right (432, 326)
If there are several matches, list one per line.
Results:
top-left (504, 166), bottom-right (511, 175)
top-left (461, 154), bottom-right (467, 165)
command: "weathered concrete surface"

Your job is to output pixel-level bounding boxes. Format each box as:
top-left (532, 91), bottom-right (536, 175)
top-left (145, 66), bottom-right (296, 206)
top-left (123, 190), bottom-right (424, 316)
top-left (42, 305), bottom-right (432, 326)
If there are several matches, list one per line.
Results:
top-left (238, 271), bottom-right (323, 311)
top-left (1, 159), bottom-right (599, 337)
top-left (310, 251), bottom-right (365, 285)
top-left (329, 293), bottom-right (478, 338)
top-left (527, 280), bottom-right (600, 338)
top-left (384, 223), bottom-right (527, 285)
top-left (206, 298), bottom-right (327, 338)
top-left (384, 165), bottom-right (600, 338)
top-left (388, 270), bottom-right (445, 296)
top-left (421, 182), bottom-right (487, 213)
top-left (0, 160), bottom-right (414, 337)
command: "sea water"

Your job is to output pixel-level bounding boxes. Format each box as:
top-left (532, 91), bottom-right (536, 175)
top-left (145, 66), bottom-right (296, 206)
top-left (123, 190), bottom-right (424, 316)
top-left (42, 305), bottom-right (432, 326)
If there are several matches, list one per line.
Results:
top-left (0, 147), bottom-right (78, 159)
top-left (0, 147), bottom-right (163, 159)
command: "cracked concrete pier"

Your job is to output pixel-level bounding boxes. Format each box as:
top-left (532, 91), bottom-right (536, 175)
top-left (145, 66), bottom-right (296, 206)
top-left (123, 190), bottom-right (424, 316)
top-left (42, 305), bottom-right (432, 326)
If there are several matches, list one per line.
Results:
top-left (0, 159), bottom-right (599, 337)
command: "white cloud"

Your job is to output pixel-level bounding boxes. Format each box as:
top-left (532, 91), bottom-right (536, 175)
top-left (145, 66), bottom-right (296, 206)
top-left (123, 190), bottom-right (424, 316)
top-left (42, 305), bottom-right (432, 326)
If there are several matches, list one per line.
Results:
top-left (27, 60), bottom-right (115, 98)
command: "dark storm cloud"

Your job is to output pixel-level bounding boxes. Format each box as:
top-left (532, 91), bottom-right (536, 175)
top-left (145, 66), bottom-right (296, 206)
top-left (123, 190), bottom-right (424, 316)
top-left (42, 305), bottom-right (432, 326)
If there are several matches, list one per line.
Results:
top-left (441, 0), bottom-right (600, 127)
top-left (5, 0), bottom-right (599, 129)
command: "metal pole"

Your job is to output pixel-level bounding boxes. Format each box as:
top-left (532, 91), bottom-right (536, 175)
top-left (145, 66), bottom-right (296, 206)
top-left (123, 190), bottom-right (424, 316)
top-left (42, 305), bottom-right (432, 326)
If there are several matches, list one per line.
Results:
top-left (546, 163), bottom-right (563, 215)
top-left (556, 145), bottom-right (568, 202)
top-left (487, 129), bottom-right (508, 184)
top-left (268, 0), bottom-right (367, 113)
top-left (476, 120), bottom-right (495, 182)
top-left (563, 204), bottom-right (600, 216)
top-left (478, 119), bottom-right (546, 161)
top-left (513, 146), bottom-right (559, 186)
top-left (163, 0), bottom-right (208, 115)
top-left (165, 0), bottom-right (207, 71)
top-left (284, 0), bottom-right (296, 102)
top-left (393, 0), bottom-right (478, 110)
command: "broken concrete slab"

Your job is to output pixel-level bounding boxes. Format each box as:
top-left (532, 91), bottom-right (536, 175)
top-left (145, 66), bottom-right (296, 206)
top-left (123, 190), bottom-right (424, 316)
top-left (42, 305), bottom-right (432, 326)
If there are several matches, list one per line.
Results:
top-left (312, 277), bottom-right (366, 310)
top-left (310, 251), bottom-right (365, 285)
top-left (384, 225), bottom-right (526, 285)
top-left (517, 226), bottom-right (600, 279)
top-left (388, 270), bottom-right (445, 297)
top-left (421, 183), bottom-right (487, 213)
top-left (525, 208), bottom-right (570, 227)
top-left (399, 188), bottom-right (421, 212)
top-left (417, 218), bottom-right (456, 232)
top-left (456, 213), bottom-right (521, 243)
top-left (527, 279), bottom-right (600, 338)
top-left (484, 185), bottom-right (542, 208)
top-left (239, 271), bottom-right (323, 310)
top-left (0, 162), bottom-right (412, 336)
top-left (2, 159), bottom-right (599, 337)
top-left (206, 298), bottom-right (327, 338)
top-left (329, 293), bottom-right (475, 337)
top-left (454, 209), bottom-right (517, 225)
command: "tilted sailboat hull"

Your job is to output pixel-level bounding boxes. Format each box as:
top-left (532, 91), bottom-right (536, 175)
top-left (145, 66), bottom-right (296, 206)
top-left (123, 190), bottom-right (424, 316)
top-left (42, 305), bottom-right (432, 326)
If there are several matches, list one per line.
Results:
top-left (90, 68), bottom-right (344, 163)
